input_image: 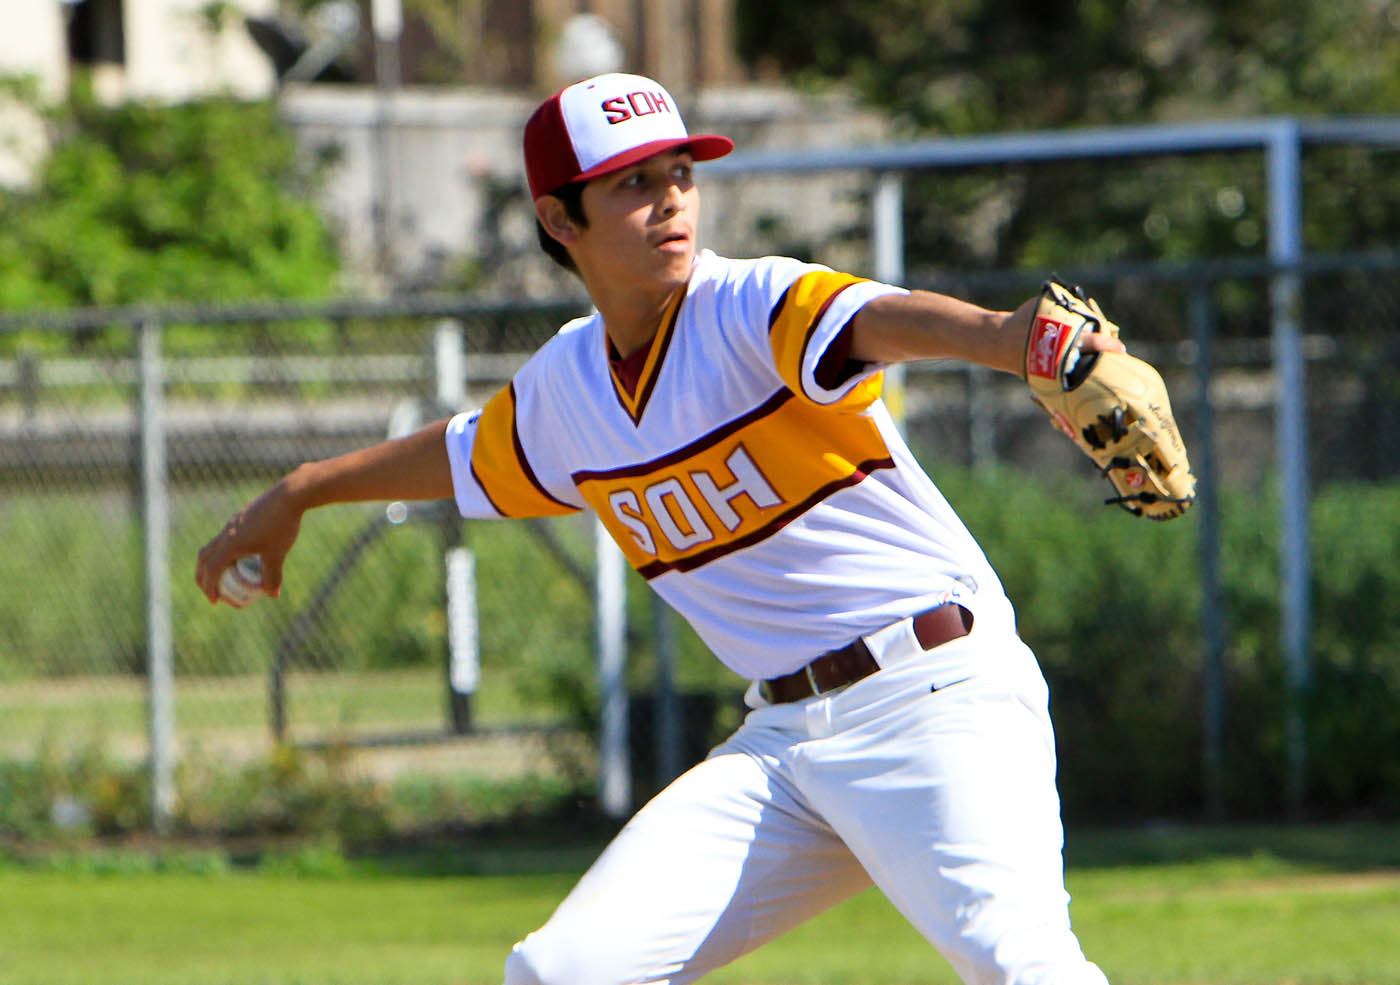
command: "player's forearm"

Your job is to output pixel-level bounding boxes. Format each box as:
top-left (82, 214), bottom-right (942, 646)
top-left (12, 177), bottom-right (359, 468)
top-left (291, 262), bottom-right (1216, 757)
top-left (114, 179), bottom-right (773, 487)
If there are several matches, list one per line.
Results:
top-left (283, 419), bottom-right (456, 512)
top-left (848, 290), bottom-right (1035, 376)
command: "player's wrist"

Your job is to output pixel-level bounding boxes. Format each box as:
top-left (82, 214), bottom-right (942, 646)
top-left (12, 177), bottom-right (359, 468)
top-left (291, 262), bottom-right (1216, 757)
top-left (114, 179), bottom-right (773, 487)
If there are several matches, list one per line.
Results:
top-left (1003, 298), bottom-right (1040, 379)
top-left (276, 463), bottom-right (322, 515)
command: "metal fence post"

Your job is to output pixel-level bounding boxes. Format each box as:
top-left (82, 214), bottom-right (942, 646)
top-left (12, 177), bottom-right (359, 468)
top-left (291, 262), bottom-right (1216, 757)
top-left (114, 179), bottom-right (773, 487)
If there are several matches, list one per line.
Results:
top-left (595, 519), bottom-right (631, 818)
top-left (1267, 120), bottom-right (1312, 817)
top-left (139, 319), bottom-right (175, 834)
top-left (1190, 285), bottom-right (1227, 819)
top-left (872, 171), bottom-right (907, 431)
top-left (436, 319), bottom-right (476, 732)
top-left (653, 597), bottom-right (682, 788)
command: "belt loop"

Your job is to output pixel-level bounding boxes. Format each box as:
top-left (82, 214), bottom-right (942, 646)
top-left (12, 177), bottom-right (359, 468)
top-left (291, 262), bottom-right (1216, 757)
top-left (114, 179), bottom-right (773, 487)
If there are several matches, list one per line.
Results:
top-left (862, 615), bottom-right (921, 669)
top-left (804, 663), bottom-right (820, 696)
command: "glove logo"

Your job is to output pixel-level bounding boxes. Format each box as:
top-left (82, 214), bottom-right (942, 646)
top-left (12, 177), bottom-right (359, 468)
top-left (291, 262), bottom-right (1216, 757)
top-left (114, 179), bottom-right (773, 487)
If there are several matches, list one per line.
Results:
top-left (1028, 317), bottom-right (1072, 379)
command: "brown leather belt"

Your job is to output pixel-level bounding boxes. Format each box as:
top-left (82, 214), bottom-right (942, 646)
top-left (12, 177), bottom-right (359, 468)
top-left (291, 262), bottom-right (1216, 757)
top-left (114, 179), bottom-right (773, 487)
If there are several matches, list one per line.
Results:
top-left (760, 603), bottom-right (973, 704)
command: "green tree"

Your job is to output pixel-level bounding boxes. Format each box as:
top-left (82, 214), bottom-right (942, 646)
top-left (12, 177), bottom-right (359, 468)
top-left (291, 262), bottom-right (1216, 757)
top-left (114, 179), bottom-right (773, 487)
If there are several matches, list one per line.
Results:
top-left (0, 79), bottom-right (339, 317)
top-left (737, 0), bottom-right (1400, 130)
top-left (735, 0), bottom-right (1400, 274)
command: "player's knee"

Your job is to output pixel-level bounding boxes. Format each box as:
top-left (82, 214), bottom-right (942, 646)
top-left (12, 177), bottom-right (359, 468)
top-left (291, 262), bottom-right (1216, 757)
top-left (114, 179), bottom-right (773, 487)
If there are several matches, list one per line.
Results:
top-left (502, 942), bottom-right (544, 985)
top-left (950, 924), bottom-right (1110, 985)
top-left (503, 926), bottom-right (632, 985)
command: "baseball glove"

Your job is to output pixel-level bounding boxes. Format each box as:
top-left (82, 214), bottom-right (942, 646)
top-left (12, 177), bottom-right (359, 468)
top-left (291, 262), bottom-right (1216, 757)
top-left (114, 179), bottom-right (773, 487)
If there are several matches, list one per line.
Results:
top-left (1024, 278), bottom-right (1196, 520)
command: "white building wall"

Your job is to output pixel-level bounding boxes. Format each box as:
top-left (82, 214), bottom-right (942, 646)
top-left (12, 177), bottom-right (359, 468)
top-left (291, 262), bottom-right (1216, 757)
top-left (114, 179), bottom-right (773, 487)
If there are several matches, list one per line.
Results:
top-left (0, 0), bottom-right (281, 185)
top-left (0, 0), bottom-right (70, 100)
top-left (122, 0), bottom-right (279, 102)
top-left (0, 0), bottom-right (66, 187)
top-left (0, 0), bottom-right (279, 105)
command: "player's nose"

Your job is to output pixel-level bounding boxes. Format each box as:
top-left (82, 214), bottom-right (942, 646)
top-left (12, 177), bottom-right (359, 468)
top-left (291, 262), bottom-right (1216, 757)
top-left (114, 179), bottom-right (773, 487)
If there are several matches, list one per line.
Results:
top-left (657, 181), bottom-right (685, 216)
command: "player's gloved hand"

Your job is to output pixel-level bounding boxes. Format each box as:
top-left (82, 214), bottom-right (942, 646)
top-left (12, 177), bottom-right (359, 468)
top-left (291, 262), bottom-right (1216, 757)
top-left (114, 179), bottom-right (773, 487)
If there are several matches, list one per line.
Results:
top-left (1023, 278), bottom-right (1197, 520)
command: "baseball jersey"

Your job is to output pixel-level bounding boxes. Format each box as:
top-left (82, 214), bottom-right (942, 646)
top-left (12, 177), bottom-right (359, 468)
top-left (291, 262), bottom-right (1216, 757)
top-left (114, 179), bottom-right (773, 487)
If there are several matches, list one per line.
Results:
top-left (444, 249), bottom-right (1012, 680)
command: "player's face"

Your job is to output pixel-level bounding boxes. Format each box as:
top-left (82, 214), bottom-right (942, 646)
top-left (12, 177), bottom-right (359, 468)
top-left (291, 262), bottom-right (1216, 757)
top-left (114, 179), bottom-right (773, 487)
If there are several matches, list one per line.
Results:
top-left (576, 150), bottom-right (699, 293)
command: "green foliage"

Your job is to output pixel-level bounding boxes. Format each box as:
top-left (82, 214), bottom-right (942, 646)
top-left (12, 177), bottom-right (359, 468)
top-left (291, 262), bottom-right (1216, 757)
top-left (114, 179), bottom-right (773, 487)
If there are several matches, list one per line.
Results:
top-left (737, 0), bottom-right (1400, 130)
top-left (174, 742), bottom-right (391, 842)
top-left (0, 739), bottom-right (150, 842)
top-left (940, 466), bottom-right (1207, 818)
top-left (3, 472), bottom-right (1400, 825)
top-left (0, 736), bottom-right (590, 848)
top-left (735, 0), bottom-right (1400, 271)
top-left (0, 79), bottom-right (339, 325)
top-left (937, 466), bottom-right (1400, 821)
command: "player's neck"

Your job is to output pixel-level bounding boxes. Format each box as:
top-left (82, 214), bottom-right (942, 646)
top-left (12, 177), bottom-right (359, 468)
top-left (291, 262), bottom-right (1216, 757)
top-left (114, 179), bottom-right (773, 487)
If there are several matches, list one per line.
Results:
top-left (592, 280), bottom-right (686, 359)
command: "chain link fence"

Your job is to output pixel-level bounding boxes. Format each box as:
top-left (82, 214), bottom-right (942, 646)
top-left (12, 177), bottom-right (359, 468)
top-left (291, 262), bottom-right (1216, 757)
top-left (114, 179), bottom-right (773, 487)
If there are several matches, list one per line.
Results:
top-left (4, 256), bottom-right (1397, 825)
top-left (3, 116), bottom-right (1399, 833)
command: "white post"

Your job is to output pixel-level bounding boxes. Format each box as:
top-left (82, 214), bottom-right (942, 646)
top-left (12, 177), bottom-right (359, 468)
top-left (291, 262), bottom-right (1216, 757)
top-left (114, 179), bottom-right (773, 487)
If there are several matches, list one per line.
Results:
top-left (436, 319), bottom-right (476, 731)
top-left (370, 0), bottom-right (401, 276)
top-left (872, 172), bottom-right (908, 432)
top-left (445, 547), bottom-right (479, 695)
top-left (139, 320), bottom-right (174, 834)
top-left (595, 518), bottom-right (631, 818)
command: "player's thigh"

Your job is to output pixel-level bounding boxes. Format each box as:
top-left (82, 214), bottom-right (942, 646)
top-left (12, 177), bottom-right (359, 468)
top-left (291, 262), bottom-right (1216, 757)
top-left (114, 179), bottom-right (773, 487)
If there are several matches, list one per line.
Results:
top-left (505, 743), bottom-right (870, 985)
top-left (810, 658), bottom-right (1104, 984)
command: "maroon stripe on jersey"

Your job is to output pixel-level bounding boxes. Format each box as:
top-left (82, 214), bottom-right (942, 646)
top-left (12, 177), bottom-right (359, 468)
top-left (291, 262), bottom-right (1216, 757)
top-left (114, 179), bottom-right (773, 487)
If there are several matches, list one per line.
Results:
top-left (629, 296), bottom-right (682, 423)
top-left (635, 455), bottom-right (896, 580)
top-left (769, 279), bottom-right (856, 341)
top-left (509, 381), bottom-right (577, 513)
top-left (801, 282), bottom-right (854, 352)
top-left (768, 283), bottom-right (794, 332)
top-left (573, 388), bottom-right (794, 484)
top-left (467, 459), bottom-right (508, 518)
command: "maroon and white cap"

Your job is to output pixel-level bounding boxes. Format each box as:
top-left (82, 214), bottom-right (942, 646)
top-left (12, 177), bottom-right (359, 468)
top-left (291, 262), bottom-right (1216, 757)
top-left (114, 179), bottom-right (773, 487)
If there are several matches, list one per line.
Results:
top-left (524, 73), bottom-right (734, 200)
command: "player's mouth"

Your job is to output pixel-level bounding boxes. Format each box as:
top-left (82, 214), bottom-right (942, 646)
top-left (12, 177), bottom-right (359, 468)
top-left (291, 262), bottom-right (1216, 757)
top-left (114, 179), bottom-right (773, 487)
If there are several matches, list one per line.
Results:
top-left (654, 230), bottom-right (691, 252)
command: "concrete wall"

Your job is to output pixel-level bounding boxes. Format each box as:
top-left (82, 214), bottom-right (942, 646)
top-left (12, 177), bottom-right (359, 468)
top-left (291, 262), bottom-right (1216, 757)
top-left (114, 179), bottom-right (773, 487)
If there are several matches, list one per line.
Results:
top-left (279, 82), bottom-right (894, 294)
top-left (121, 0), bottom-right (279, 103)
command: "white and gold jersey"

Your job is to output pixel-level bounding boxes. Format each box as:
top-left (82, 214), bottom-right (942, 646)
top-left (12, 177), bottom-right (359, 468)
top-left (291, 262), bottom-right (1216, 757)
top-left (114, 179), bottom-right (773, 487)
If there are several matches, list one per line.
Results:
top-left (444, 250), bottom-right (1011, 680)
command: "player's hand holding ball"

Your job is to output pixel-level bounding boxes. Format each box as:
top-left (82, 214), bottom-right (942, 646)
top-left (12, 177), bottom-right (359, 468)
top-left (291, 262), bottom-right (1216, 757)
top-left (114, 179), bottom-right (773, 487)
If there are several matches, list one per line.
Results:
top-left (217, 555), bottom-right (265, 608)
top-left (196, 477), bottom-right (302, 606)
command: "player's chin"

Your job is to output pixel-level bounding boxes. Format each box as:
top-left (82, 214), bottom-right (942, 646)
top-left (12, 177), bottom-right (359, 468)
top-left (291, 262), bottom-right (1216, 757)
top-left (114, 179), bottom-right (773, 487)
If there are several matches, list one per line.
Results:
top-left (652, 240), bottom-right (695, 277)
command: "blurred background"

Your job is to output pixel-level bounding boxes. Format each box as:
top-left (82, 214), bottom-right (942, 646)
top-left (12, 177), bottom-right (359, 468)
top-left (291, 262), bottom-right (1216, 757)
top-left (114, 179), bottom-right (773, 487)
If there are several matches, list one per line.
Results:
top-left (1, 0), bottom-right (1398, 849)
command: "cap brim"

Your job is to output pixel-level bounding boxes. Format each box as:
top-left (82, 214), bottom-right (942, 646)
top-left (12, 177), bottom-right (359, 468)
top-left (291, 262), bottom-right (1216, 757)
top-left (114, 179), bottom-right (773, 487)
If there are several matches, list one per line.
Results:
top-left (570, 134), bottom-right (734, 186)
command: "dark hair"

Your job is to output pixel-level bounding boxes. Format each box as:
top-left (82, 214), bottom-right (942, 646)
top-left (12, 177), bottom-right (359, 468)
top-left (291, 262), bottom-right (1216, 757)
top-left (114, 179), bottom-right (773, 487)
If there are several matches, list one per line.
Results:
top-left (535, 181), bottom-right (589, 273)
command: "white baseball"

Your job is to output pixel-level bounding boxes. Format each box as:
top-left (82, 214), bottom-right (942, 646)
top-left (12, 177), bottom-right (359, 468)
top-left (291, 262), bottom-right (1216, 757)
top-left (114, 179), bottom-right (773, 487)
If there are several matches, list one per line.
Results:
top-left (218, 555), bottom-right (265, 607)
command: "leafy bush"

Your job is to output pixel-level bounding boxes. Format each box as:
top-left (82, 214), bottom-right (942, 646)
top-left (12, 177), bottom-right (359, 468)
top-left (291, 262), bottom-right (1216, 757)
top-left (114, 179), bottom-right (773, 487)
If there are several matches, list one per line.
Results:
top-left (3, 471), bottom-right (1400, 829)
top-left (0, 79), bottom-right (339, 348)
top-left (942, 467), bottom-right (1400, 821)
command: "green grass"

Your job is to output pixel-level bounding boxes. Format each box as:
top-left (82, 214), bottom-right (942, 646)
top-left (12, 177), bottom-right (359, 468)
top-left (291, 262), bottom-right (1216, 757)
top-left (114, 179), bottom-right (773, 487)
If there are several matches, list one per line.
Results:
top-left (2, 822), bottom-right (1398, 985)
top-left (0, 668), bottom-right (558, 760)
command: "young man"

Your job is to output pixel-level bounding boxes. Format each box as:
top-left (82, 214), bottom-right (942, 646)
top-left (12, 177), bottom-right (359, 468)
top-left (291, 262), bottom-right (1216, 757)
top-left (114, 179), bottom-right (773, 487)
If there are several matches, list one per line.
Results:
top-left (197, 73), bottom-right (1123, 985)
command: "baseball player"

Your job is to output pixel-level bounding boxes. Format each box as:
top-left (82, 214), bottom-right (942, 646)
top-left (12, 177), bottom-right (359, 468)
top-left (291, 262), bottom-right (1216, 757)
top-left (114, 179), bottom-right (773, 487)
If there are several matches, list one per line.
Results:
top-left (196, 72), bottom-right (1139, 985)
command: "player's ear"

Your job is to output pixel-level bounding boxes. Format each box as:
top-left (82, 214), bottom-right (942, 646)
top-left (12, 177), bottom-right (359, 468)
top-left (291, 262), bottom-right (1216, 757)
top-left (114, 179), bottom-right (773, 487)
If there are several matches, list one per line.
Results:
top-left (535, 195), bottom-right (580, 246)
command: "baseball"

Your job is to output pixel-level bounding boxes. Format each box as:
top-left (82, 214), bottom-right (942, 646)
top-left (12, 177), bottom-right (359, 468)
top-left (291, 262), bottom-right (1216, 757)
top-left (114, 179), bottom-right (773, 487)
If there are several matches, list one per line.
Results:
top-left (218, 555), bottom-right (265, 607)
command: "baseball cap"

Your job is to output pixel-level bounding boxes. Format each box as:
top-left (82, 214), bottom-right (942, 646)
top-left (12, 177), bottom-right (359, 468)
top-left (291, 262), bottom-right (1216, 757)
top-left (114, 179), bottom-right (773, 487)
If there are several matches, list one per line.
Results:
top-left (524, 73), bottom-right (734, 200)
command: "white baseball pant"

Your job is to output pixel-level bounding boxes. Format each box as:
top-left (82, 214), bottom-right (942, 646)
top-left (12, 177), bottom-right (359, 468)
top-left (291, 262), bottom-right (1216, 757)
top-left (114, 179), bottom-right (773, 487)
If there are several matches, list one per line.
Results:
top-left (503, 612), bottom-right (1110, 985)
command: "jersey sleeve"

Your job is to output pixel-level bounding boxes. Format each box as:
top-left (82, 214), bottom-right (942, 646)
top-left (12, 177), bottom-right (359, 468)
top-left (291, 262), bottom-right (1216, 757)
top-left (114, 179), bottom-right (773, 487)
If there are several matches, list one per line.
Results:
top-left (444, 382), bottom-right (583, 519)
top-left (764, 265), bottom-right (908, 409)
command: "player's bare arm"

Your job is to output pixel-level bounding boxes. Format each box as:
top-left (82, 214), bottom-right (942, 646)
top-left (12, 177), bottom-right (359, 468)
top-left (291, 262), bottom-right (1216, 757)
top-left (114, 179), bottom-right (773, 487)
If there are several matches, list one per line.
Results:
top-left (848, 289), bottom-right (1124, 375)
top-left (195, 419), bottom-right (453, 603)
